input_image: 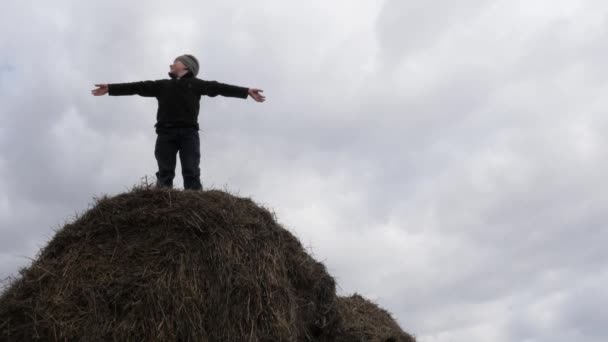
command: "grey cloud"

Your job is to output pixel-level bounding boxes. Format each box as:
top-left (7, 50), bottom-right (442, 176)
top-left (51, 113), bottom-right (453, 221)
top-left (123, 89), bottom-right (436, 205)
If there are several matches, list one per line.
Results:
top-left (3, 1), bottom-right (608, 342)
top-left (375, 0), bottom-right (491, 65)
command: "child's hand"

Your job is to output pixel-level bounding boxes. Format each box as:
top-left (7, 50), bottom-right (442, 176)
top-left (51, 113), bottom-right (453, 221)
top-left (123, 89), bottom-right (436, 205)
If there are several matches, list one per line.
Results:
top-left (91, 84), bottom-right (109, 96)
top-left (248, 88), bottom-right (265, 102)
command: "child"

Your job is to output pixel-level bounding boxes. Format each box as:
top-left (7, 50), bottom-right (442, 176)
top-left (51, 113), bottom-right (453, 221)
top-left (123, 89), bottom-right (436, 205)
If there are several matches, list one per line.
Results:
top-left (91, 54), bottom-right (265, 190)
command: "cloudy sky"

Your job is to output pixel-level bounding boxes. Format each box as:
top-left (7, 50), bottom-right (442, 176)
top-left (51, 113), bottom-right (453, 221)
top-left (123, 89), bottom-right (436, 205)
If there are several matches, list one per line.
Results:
top-left (2, 0), bottom-right (608, 341)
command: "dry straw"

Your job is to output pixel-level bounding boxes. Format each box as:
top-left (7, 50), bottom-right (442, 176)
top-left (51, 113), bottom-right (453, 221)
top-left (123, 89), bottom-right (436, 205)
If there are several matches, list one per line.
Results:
top-left (0, 184), bottom-right (414, 341)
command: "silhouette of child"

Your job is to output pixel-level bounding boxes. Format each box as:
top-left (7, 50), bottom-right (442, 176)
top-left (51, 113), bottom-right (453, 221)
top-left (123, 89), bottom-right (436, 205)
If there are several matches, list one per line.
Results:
top-left (92, 54), bottom-right (265, 190)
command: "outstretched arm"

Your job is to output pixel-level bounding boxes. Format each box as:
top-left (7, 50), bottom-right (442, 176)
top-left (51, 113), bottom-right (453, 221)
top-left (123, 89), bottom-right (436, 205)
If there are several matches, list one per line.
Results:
top-left (197, 80), bottom-right (265, 102)
top-left (91, 81), bottom-right (161, 97)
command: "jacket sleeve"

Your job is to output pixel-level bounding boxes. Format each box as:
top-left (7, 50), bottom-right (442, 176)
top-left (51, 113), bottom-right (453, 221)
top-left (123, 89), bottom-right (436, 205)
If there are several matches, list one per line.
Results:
top-left (108, 80), bottom-right (162, 97)
top-left (196, 80), bottom-right (249, 99)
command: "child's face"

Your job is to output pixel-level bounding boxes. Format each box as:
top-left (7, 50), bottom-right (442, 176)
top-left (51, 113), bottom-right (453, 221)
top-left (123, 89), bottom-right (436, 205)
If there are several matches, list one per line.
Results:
top-left (170, 60), bottom-right (188, 74)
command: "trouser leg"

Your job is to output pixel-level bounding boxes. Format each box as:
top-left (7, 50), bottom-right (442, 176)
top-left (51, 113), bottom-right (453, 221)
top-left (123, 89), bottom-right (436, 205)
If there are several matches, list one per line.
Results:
top-left (154, 131), bottom-right (179, 188)
top-left (178, 128), bottom-right (202, 190)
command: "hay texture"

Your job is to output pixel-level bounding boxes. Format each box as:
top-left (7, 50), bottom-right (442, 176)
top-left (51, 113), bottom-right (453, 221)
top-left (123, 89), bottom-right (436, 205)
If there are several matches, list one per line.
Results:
top-left (336, 294), bottom-right (416, 342)
top-left (0, 185), bottom-right (415, 341)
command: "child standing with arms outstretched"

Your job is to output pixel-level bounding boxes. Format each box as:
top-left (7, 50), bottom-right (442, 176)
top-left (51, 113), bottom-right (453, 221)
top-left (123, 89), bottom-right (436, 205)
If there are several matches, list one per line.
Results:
top-left (92, 54), bottom-right (265, 190)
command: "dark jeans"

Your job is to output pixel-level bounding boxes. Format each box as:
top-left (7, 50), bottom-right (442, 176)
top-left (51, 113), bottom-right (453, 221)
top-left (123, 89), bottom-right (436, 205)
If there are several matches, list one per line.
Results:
top-left (154, 127), bottom-right (202, 190)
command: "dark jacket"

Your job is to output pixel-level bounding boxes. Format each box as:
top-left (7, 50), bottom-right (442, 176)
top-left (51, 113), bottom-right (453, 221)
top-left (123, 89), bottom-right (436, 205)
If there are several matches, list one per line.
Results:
top-left (108, 72), bottom-right (249, 131)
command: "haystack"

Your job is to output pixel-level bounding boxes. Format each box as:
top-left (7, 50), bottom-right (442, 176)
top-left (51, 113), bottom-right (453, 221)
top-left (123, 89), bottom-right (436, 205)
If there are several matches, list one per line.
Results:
top-left (0, 185), bottom-right (415, 341)
top-left (336, 294), bottom-right (416, 342)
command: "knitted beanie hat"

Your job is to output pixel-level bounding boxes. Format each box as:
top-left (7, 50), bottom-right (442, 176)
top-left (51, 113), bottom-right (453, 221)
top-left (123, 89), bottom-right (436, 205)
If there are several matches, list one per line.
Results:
top-left (175, 54), bottom-right (199, 77)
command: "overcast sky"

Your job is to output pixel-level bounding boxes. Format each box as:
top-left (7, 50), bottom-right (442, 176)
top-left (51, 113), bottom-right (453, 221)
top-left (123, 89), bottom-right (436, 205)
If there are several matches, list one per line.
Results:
top-left (2, 1), bottom-right (608, 341)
